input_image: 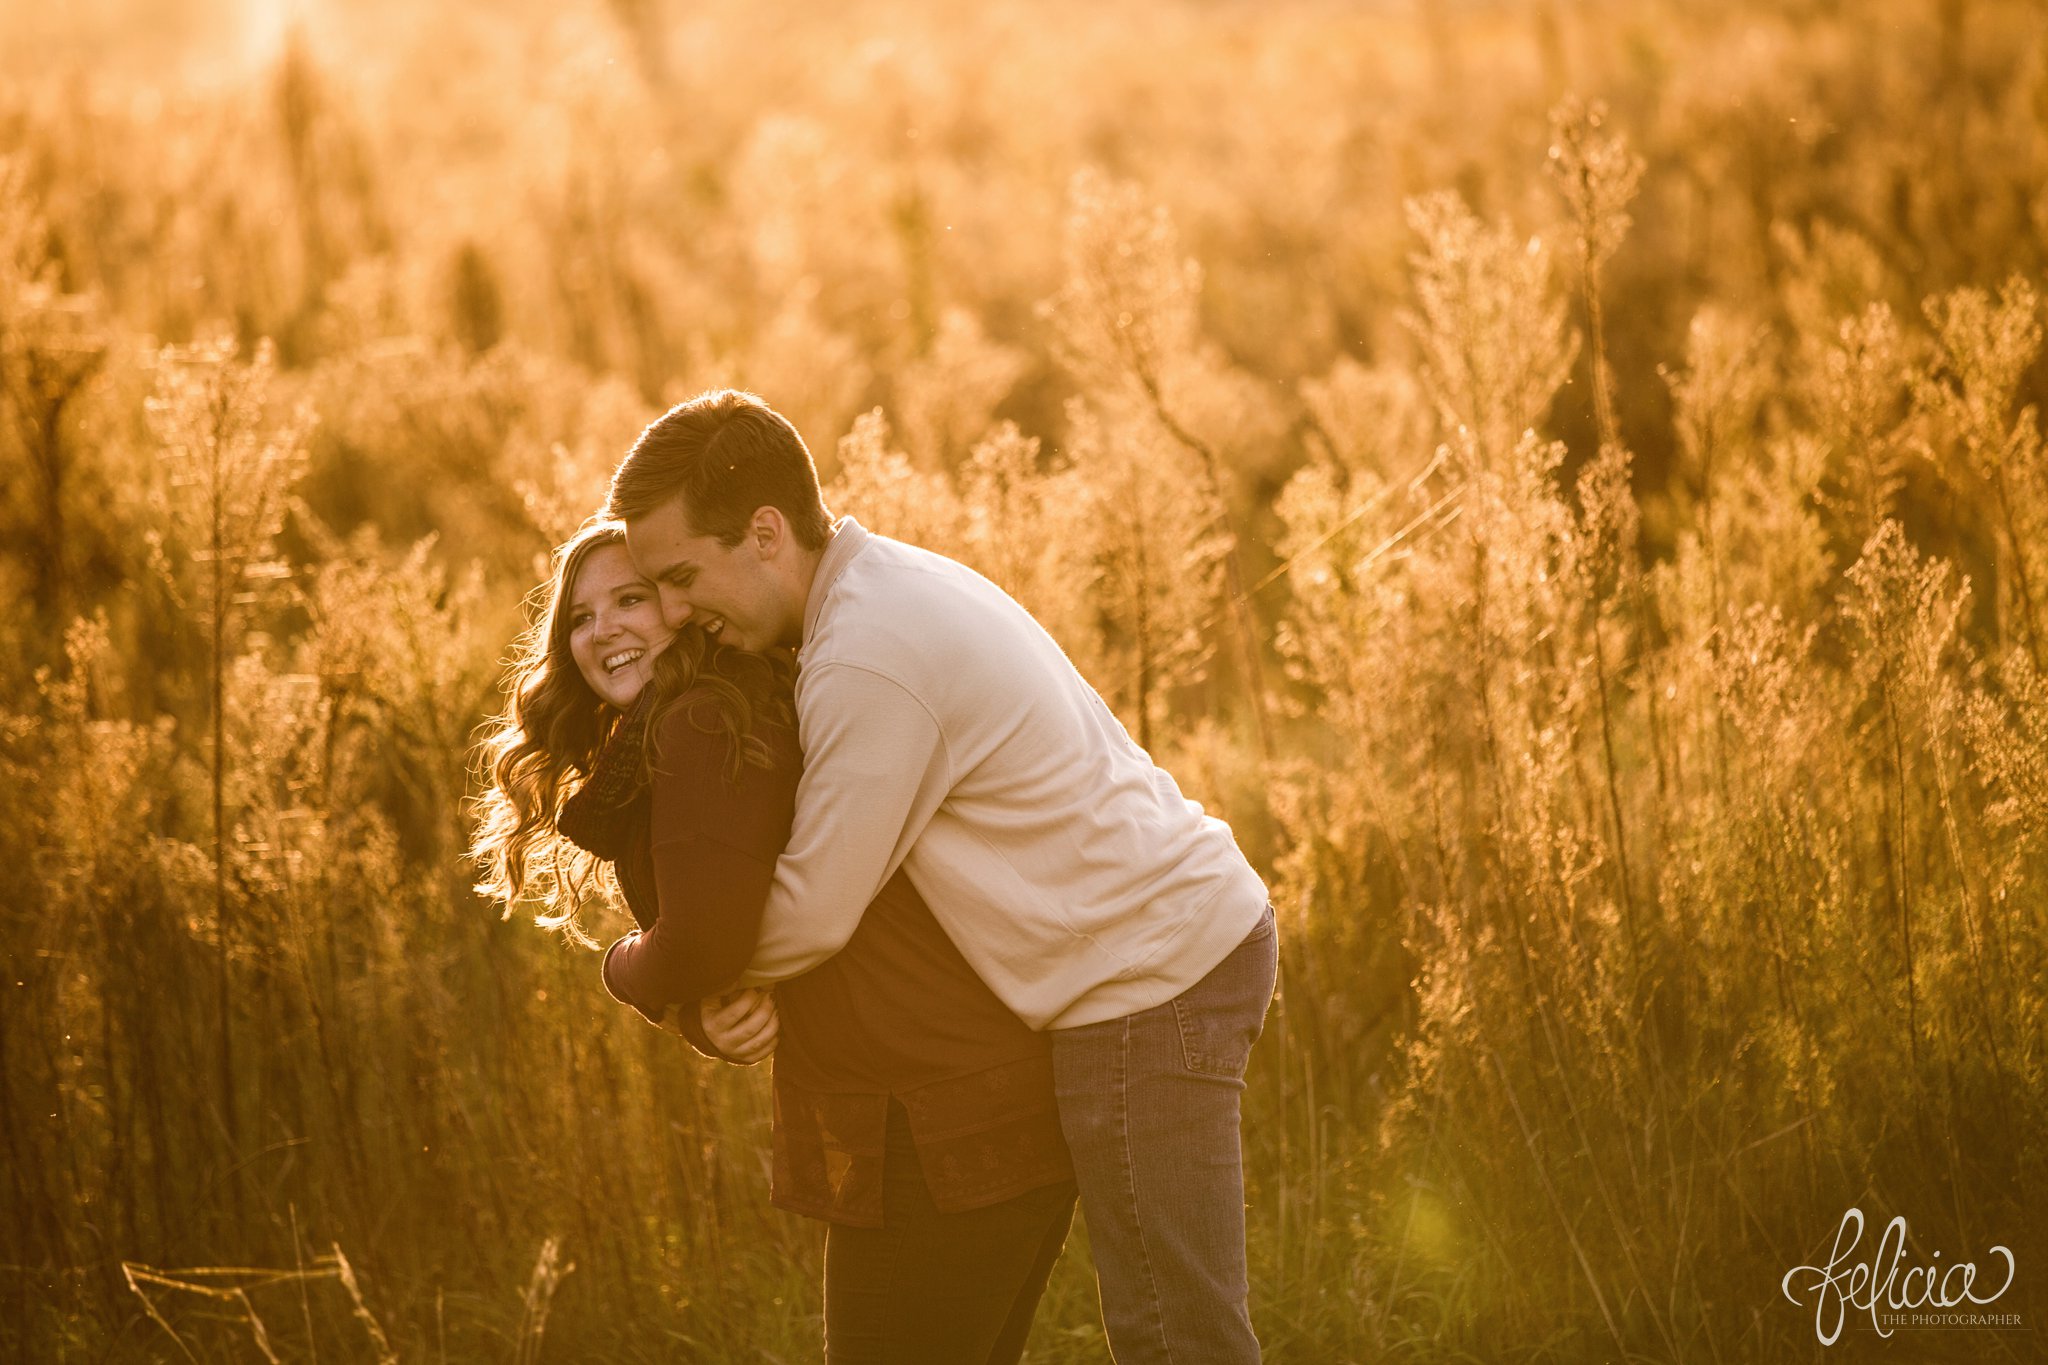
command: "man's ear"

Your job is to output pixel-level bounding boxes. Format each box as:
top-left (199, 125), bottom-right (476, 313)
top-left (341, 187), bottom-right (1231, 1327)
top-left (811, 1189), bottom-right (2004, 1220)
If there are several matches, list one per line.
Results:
top-left (750, 506), bottom-right (787, 559)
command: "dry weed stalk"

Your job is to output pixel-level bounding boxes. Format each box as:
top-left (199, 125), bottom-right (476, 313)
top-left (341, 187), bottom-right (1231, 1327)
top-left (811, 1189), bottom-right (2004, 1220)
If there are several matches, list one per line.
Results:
top-left (121, 1246), bottom-right (396, 1365)
top-left (145, 333), bottom-right (313, 1167)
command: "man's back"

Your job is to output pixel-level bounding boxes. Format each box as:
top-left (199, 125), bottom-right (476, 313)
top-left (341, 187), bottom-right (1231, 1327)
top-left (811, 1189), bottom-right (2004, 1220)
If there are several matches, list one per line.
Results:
top-left (745, 518), bottom-right (1268, 1029)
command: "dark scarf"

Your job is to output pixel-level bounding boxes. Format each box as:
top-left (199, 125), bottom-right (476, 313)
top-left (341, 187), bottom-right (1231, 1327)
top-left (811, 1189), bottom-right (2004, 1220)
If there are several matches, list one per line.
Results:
top-left (555, 689), bottom-right (660, 930)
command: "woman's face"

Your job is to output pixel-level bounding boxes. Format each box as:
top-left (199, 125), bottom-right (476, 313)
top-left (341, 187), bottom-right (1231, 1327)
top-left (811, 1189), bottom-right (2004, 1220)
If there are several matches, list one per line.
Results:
top-left (565, 543), bottom-right (673, 709)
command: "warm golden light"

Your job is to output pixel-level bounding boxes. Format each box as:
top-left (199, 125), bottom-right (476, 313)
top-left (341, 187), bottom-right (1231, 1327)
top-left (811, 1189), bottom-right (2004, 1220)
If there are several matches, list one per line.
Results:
top-left (4, 0), bottom-right (2045, 1359)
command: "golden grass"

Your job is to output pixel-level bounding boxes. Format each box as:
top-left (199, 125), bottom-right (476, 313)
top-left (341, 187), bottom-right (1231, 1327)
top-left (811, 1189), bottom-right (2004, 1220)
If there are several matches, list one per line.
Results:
top-left (4, 0), bottom-right (2046, 1359)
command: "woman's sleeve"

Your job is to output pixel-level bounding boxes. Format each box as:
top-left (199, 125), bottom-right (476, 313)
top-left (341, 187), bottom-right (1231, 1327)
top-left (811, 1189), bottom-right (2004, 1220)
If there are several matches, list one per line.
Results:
top-left (598, 951), bottom-right (736, 1064)
top-left (601, 696), bottom-right (797, 1025)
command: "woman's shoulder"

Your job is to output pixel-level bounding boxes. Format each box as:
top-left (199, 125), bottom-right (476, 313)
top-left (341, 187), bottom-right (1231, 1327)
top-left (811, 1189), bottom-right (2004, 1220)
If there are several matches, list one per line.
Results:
top-left (649, 683), bottom-right (741, 752)
top-left (649, 665), bottom-right (798, 772)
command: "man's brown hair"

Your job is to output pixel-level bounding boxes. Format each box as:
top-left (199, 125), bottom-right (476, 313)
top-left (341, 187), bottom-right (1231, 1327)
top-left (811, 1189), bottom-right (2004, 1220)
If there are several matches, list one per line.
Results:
top-left (605, 390), bottom-right (832, 550)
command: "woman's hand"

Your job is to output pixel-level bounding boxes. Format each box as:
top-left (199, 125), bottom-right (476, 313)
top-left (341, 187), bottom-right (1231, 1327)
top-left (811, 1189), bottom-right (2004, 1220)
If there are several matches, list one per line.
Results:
top-left (694, 987), bottom-right (779, 1064)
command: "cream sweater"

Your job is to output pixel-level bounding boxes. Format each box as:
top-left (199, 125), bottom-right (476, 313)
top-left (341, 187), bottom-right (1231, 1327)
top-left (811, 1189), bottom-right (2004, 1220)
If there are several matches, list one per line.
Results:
top-left (739, 518), bottom-right (1269, 1030)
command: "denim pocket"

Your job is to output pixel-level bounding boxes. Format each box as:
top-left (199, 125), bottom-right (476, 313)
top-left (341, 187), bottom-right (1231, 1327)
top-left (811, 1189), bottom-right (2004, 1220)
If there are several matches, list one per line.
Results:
top-left (1173, 909), bottom-right (1277, 1079)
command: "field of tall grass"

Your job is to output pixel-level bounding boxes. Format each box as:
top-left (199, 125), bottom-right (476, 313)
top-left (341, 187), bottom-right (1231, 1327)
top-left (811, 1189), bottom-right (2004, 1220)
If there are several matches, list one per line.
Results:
top-left (4, 0), bottom-right (2046, 1359)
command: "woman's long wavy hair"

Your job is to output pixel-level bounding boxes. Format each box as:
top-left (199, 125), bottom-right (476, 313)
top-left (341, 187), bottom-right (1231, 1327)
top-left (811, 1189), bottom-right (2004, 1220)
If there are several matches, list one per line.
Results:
top-left (469, 520), bottom-right (793, 943)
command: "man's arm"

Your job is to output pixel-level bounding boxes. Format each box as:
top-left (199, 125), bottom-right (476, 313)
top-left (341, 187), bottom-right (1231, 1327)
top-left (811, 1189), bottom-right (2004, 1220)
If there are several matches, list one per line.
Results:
top-left (739, 660), bottom-right (950, 983)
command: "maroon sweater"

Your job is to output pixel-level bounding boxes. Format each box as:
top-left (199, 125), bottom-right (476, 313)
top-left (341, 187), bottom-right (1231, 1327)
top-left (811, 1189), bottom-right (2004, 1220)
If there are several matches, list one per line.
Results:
top-left (600, 683), bottom-right (1072, 1226)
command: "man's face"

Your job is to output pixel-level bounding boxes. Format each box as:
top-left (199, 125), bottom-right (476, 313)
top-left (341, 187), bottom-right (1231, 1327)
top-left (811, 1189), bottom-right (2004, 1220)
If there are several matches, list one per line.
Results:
top-left (624, 495), bottom-right (793, 653)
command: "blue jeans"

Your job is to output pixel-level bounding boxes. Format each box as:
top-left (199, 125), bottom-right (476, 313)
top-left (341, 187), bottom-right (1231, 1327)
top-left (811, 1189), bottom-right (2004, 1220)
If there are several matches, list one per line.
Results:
top-left (1048, 907), bottom-right (1278, 1364)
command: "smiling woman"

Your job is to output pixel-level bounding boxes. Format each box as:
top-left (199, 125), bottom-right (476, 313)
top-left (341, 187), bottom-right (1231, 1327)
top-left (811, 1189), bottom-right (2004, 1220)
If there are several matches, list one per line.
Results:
top-left (565, 542), bottom-right (670, 710)
top-left (468, 520), bottom-right (772, 940)
top-left (469, 522), bottom-right (643, 932)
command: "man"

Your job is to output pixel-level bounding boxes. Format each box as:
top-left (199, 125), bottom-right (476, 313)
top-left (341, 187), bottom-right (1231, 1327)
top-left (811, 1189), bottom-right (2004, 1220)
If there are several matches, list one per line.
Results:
top-left (608, 389), bottom-right (1276, 1364)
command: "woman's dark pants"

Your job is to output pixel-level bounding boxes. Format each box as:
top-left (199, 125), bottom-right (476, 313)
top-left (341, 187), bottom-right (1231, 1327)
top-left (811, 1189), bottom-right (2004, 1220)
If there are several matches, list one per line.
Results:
top-left (823, 1101), bottom-right (1078, 1364)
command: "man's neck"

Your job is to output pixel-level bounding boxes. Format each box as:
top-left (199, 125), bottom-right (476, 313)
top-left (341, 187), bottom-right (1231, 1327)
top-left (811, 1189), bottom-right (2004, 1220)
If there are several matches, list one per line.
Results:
top-left (784, 523), bottom-right (836, 648)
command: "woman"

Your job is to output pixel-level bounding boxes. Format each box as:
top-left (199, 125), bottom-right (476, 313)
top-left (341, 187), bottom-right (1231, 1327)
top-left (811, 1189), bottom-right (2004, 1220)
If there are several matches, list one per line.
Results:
top-left (472, 522), bottom-right (1076, 1363)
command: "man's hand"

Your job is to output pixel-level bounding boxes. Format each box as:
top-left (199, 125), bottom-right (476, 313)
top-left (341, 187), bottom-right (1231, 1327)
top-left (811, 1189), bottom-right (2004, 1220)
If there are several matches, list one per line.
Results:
top-left (699, 987), bottom-right (779, 1064)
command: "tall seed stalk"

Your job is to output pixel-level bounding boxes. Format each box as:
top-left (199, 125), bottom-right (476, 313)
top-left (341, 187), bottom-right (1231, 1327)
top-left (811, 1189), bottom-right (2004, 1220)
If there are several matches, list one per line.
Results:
top-left (146, 336), bottom-right (312, 1184)
top-left (1548, 95), bottom-right (1647, 984)
top-left (1046, 169), bottom-right (1275, 759)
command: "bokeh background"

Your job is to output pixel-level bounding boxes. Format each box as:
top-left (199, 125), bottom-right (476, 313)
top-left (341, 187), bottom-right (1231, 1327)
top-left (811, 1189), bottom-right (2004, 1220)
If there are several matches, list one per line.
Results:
top-left (4, 0), bottom-right (2046, 1359)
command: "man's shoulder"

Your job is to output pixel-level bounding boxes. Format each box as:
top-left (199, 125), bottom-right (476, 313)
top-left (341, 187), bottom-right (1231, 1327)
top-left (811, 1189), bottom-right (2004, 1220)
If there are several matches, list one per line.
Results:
top-left (844, 527), bottom-right (982, 583)
top-left (802, 539), bottom-right (1021, 706)
top-left (839, 533), bottom-right (1022, 617)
